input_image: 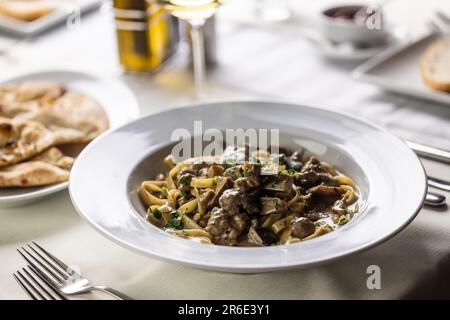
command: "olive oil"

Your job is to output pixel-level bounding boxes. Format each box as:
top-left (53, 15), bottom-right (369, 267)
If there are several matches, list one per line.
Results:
top-left (157, 0), bottom-right (223, 21)
top-left (113, 0), bottom-right (179, 72)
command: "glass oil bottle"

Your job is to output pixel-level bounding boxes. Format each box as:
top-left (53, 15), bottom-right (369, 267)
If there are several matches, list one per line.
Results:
top-left (113, 0), bottom-right (179, 72)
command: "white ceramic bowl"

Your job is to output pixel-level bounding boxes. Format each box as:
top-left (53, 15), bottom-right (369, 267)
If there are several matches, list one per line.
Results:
top-left (69, 100), bottom-right (426, 273)
top-left (320, 4), bottom-right (389, 45)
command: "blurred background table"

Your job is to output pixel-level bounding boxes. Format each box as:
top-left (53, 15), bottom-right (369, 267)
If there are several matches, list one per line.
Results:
top-left (0, 0), bottom-right (449, 299)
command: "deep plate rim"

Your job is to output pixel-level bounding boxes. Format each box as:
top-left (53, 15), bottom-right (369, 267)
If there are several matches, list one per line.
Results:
top-left (69, 99), bottom-right (427, 272)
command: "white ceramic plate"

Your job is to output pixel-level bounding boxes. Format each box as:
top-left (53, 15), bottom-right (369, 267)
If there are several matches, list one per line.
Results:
top-left (0, 70), bottom-right (140, 207)
top-left (353, 31), bottom-right (450, 106)
top-left (0, 0), bottom-right (101, 37)
top-left (69, 100), bottom-right (426, 273)
top-left (306, 31), bottom-right (400, 61)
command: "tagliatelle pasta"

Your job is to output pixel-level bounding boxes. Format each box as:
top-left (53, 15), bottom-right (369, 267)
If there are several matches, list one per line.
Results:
top-left (138, 145), bottom-right (360, 246)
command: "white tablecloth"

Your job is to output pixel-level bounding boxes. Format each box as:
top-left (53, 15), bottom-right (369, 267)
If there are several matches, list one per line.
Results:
top-left (1, 0), bottom-right (449, 299)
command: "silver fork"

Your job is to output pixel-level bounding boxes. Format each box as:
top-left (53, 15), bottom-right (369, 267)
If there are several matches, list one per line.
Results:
top-left (13, 266), bottom-right (68, 300)
top-left (433, 11), bottom-right (450, 33)
top-left (17, 242), bottom-right (131, 300)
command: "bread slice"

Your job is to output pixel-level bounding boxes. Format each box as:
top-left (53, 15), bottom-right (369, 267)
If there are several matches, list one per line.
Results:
top-left (0, 0), bottom-right (54, 22)
top-left (421, 37), bottom-right (450, 92)
top-left (0, 81), bottom-right (109, 144)
top-left (0, 147), bottom-right (74, 187)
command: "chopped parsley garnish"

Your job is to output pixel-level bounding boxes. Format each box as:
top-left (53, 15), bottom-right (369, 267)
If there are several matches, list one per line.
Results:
top-left (243, 171), bottom-right (253, 177)
top-left (166, 219), bottom-right (183, 229)
top-left (180, 190), bottom-right (188, 198)
top-left (179, 176), bottom-right (188, 185)
top-left (278, 169), bottom-right (299, 177)
top-left (170, 210), bottom-right (181, 219)
top-left (166, 210), bottom-right (183, 229)
top-left (152, 210), bottom-right (162, 220)
top-left (274, 200), bottom-right (280, 209)
top-left (225, 167), bottom-right (241, 179)
top-left (338, 216), bottom-right (350, 226)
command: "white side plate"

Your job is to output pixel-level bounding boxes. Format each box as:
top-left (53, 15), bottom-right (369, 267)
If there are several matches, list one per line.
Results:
top-left (0, 0), bottom-right (102, 37)
top-left (353, 32), bottom-right (450, 106)
top-left (0, 70), bottom-right (140, 207)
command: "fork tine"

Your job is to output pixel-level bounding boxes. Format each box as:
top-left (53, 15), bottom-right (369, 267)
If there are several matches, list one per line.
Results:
top-left (31, 241), bottom-right (69, 271)
top-left (28, 266), bottom-right (69, 300)
top-left (13, 273), bottom-right (39, 300)
top-left (27, 244), bottom-right (68, 279)
top-left (432, 11), bottom-right (450, 33)
top-left (24, 266), bottom-right (69, 300)
top-left (14, 270), bottom-right (46, 300)
top-left (24, 266), bottom-right (68, 300)
top-left (436, 11), bottom-right (450, 24)
top-left (17, 247), bottom-right (64, 286)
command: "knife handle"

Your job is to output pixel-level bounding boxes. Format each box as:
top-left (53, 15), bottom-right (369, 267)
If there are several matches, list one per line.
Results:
top-left (405, 141), bottom-right (450, 164)
top-left (424, 192), bottom-right (447, 207)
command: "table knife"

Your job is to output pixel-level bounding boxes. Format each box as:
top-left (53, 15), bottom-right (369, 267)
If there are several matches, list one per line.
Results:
top-left (405, 140), bottom-right (450, 164)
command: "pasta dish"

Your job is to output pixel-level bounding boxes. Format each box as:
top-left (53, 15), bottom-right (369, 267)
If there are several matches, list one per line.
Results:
top-left (138, 145), bottom-right (359, 246)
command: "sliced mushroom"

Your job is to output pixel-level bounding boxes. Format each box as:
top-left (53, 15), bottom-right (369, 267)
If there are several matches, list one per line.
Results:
top-left (241, 192), bottom-right (260, 214)
top-left (301, 157), bottom-right (326, 173)
top-left (309, 184), bottom-right (343, 197)
top-left (224, 166), bottom-right (242, 181)
top-left (264, 175), bottom-right (293, 195)
top-left (177, 173), bottom-right (194, 192)
top-left (235, 163), bottom-right (260, 191)
top-left (207, 165), bottom-right (224, 178)
top-left (290, 217), bottom-right (315, 239)
top-left (234, 177), bottom-right (252, 192)
top-left (296, 171), bottom-right (337, 188)
top-left (260, 197), bottom-right (287, 215)
top-left (234, 176), bottom-right (260, 192)
top-left (209, 176), bottom-right (233, 207)
top-left (247, 226), bottom-right (278, 246)
top-left (247, 226), bottom-right (264, 246)
top-left (199, 189), bottom-right (215, 209)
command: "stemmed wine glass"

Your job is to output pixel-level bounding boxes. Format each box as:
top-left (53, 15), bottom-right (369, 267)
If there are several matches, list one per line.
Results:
top-left (157, 0), bottom-right (223, 99)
